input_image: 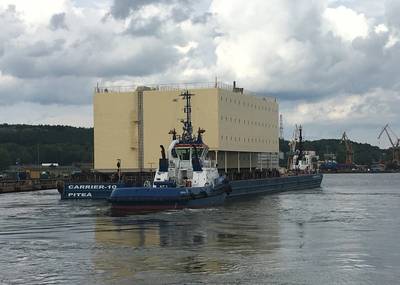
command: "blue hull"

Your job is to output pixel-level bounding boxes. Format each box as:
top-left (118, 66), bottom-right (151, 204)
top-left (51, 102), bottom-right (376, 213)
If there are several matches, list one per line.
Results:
top-left (109, 185), bottom-right (229, 212)
top-left (59, 174), bottom-right (323, 203)
top-left (228, 174), bottom-right (323, 198)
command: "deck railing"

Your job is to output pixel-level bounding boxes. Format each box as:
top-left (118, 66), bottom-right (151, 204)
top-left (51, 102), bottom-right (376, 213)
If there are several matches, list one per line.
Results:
top-left (95, 81), bottom-right (276, 102)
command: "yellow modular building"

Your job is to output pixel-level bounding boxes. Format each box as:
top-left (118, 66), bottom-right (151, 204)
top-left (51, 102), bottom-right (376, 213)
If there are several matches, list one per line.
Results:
top-left (94, 82), bottom-right (279, 172)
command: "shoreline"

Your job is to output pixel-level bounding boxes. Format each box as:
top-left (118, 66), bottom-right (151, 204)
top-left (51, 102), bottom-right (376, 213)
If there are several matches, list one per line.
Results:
top-left (0, 179), bottom-right (58, 194)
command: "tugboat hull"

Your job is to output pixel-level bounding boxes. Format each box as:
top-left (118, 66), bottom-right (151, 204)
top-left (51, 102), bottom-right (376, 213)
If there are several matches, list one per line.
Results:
top-left (109, 185), bottom-right (229, 213)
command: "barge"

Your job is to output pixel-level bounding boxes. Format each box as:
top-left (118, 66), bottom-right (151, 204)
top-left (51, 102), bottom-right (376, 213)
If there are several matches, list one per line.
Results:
top-left (59, 89), bottom-right (323, 211)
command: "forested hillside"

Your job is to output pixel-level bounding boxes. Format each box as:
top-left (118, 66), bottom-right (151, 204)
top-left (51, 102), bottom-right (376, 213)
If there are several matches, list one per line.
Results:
top-left (0, 124), bottom-right (93, 170)
top-left (0, 124), bottom-right (392, 170)
top-left (280, 138), bottom-right (389, 166)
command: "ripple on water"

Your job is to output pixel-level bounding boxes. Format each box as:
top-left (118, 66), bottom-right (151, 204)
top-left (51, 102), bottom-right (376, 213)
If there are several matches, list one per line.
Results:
top-left (0, 175), bottom-right (400, 284)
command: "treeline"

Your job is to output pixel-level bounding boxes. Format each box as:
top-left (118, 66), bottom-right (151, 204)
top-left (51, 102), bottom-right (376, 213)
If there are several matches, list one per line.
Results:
top-left (0, 124), bottom-right (93, 170)
top-left (0, 124), bottom-right (393, 170)
top-left (280, 138), bottom-right (389, 166)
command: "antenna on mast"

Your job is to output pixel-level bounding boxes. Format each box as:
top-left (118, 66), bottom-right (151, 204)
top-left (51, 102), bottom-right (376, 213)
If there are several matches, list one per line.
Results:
top-left (180, 90), bottom-right (195, 141)
top-left (295, 125), bottom-right (304, 165)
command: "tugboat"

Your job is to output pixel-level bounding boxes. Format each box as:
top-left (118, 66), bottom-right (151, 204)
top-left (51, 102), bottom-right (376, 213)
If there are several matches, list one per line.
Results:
top-left (225, 124), bottom-right (323, 199)
top-left (287, 125), bottom-right (319, 172)
top-left (109, 90), bottom-right (231, 212)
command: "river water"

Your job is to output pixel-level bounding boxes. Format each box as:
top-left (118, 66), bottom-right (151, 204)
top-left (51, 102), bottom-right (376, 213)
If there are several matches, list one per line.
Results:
top-left (0, 174), bottom-right (399, 284)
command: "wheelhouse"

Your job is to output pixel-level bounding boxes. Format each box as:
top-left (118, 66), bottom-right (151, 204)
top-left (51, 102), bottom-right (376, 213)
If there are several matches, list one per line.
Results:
top-left (171, 143), bottom-right (208, 161)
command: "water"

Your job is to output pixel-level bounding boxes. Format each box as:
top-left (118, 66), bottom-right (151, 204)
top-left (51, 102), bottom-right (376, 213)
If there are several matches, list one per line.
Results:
top-left (1, 174), bottom-right (399, 284)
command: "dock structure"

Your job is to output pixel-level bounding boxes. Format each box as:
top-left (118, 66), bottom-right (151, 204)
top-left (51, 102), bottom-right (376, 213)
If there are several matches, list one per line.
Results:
top-left (94, 81), bottom-right (279, 173)
top-left (0, 179), bottom-right (59, 194)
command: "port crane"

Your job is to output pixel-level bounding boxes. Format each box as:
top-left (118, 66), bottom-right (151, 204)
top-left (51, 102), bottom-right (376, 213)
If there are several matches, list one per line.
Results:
top-left (341, 132), bottom-right (354, 164)
top-left (378, 124), bottom-right (400, 165)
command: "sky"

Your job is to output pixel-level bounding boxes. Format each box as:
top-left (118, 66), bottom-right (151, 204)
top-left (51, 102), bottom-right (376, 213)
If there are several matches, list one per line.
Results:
top-left (0, 0), bottom-right (399, 147)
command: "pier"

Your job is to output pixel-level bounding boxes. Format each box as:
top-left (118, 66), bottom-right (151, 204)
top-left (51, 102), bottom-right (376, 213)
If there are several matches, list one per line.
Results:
top-left (0, 179), bottom-right (58, 194)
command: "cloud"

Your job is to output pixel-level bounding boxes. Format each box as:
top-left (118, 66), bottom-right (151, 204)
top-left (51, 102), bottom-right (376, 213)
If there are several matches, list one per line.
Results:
top-left (284, 89), bottom-right (400, 124)
top-left (323, 6), bottom-right (369, 41)
top-left (109, 0), bottom-right (192, 20)
top-left (0, 0), bottom-right (399, 145)
top-left (385, 1), bottom-right (400, 29)
top-left (0, 102), bottom-right (92, 127)
top-left (109, 0), bottom-right (151, 19)
top-left (209, 0), bottom-right (400, 107)
top-left (0, 5), bottom-right (24, 55)
top-left (280, 88), bottom-right (400, 146)
top-left (327, 0), bottom-right (385, 18)
top-left (1, 35), bottom-right (180, 79)
top-left (0, 0), bottom-right (67, 24)
top-left (0, 0), bottom-right (212, 106)
top-left (0, 75), bottom-right (96, 105)
top-left (50, 12), bottom-right (68, 30)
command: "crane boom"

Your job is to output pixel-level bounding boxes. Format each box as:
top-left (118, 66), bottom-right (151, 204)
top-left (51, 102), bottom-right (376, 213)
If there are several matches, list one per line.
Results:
top-left (341, 131), bottom-right (353, 164)
top-left (378, 124), bottom-right (400, 165)
top-left (377, 124), bottom-right (388, 140)
top-left (378, 124), bottom-right (396, 147)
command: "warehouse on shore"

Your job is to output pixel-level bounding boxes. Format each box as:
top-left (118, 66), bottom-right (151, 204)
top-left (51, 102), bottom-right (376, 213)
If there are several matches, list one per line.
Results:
top-left (93, 81), bottom-right (279, 173)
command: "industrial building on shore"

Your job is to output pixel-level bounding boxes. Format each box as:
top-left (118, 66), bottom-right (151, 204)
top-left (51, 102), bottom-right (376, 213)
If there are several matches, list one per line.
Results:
top-left (93, 81), bottom-right (279, 173)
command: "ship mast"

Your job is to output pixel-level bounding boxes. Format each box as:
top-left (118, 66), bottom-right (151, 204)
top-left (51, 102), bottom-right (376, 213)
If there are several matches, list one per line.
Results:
top-left (180, 90), bottom-right (195, 142)
top-left (295, 125), bottom-right (304, 165)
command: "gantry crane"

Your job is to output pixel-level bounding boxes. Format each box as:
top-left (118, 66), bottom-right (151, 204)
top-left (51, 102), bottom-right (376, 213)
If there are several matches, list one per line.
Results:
top-left (378, 124), bottom-right (400, 165)
top-left (341, 131), bottom-right (354, 165)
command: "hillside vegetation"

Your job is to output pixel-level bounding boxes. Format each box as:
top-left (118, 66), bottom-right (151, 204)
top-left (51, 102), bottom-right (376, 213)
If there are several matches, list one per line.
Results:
top-left (280, 138), bottom-right (389, 166)
top-left (0, 124), bottom-right (93, 170)
top-left (0, 124), bottom-right (392, 170)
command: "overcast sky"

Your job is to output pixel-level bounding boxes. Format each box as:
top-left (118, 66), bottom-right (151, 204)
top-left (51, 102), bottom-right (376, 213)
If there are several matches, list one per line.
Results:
top-left (0, 0), bottom-right (399, 147)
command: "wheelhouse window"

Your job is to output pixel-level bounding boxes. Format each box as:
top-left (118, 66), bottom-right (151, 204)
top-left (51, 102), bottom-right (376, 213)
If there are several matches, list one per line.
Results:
top-left (174, 146), bottom-right (205, 160)
top-left (193, 147), bottom-right (204, 157)
top-left (175, 148), bottom-right (191, 160)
